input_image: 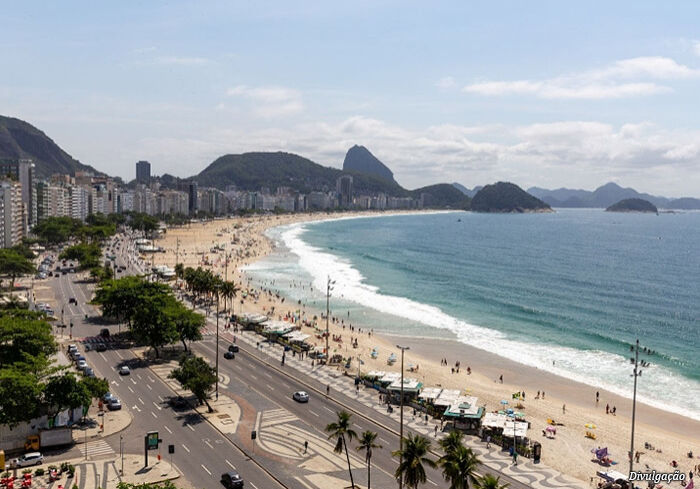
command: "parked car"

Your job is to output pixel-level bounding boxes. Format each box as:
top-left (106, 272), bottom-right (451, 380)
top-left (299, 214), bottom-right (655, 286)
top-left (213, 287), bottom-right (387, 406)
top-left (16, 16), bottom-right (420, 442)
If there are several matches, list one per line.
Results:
top-left (95, 343), bottom-right (107, 352)
top-left (220, 471), bottom-right (244, 489)
top-left (67, 344), bottom-right (78, 354)
top-left (228, 344), bottom-right (239, 353)
top-left (99, 328), bottom-right (110, 337)
top-left (75, 354), bottom-right (86, 364)
top-left (70, 350), bottom-right (81, 360)
top-left (119, 366), bottom-right (130, 375)
top-left (107, 398), bottom-right (122, 411)
top-left (77, 360), bottom-right (88, 371)
top-left (103, 392), bottom-right (115, 403)
top-left (224, 351), bottom-right (235, 360)
top-left (68, 297), bottom-right (77, 305)
top-left (84, 367), bottom-right (95, 377)
top-left (11, 452), bottom-right (43, 468)
top-left (292, 391), bottom-right (309, 403)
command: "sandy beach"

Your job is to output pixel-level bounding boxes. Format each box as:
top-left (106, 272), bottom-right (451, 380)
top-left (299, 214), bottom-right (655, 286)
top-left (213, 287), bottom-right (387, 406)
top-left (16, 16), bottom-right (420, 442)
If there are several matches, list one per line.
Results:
top-left (152, 213), bottom-right (700, 484)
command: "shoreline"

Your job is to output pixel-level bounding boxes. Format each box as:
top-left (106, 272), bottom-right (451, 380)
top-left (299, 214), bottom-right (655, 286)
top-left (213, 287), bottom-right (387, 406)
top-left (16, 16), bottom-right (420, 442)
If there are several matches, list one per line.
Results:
top-left (153, 212), bottom-right (700, 483)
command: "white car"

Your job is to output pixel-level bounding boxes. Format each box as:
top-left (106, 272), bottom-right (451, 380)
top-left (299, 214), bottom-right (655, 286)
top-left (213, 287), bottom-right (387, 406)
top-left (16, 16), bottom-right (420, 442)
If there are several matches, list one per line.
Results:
top-left (11, 452), bottom-right (43, 467)
top-left (292, 391), bottom-right (309, 403)
top-left (119, 366), bottom-right (130, 375)
top-left (77, 360), bottom-right (88, 371)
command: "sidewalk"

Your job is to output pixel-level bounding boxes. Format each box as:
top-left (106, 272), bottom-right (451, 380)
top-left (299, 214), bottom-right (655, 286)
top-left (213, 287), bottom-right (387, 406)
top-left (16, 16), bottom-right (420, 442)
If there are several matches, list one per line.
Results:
top-left (73, 400), bottom-right (132, 446)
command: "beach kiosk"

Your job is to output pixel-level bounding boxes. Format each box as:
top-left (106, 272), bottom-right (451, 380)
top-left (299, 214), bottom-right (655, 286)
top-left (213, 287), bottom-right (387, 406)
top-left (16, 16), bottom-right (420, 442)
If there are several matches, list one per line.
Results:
top-left (237, 312), bottom-right (268, 330)
top-left (442, 396), bottom-right (484, 433)
top-left (387, 378), bottom-right (423, 403)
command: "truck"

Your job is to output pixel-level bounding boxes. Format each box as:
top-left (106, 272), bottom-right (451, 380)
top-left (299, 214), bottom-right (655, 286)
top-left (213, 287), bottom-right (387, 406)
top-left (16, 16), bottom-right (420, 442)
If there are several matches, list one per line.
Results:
top-left (24, 427), bottom-right (73, 451)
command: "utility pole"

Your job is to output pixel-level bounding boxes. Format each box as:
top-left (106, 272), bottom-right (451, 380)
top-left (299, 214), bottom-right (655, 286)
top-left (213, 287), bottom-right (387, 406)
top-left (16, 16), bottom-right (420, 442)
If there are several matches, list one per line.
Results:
top-left (325, 276), bottom-right (335, 362)
top-left (629, 338), bottom-right (647, 476)
top-left (396, 345), bottom-right (410, 489)
top-left (175, 238), bottom-right (180, 268)
top-left (215, 286), bottom-right (220, 400)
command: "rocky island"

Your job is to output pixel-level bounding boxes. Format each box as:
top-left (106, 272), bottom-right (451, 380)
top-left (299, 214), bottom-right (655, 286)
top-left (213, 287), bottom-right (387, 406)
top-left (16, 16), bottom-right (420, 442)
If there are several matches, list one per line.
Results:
top-left (606, 198), bottom-right (658, 213)
top-left (471, 181), bottom-right (553, 213)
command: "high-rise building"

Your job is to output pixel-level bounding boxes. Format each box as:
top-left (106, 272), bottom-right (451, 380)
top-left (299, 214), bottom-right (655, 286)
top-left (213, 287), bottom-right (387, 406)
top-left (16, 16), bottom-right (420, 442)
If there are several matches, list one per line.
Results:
top-left (0, 159), bottom-right (35, 229)
top-left (136, 160), bottom-right (151, 185)
top-left (187, 181), bottom-right (198, 214)
top-left (0, 180), bottom-right (24, 248)
top-left (336, 175), bottom-right (354, 208)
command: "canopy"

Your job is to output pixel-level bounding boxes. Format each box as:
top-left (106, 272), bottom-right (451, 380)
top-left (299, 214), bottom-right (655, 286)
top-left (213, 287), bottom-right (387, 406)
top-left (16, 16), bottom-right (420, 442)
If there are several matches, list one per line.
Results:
top-left (443, 396), bottom-right (483, 419)
top-left (596, 470), bottom-right (628, 482)
top-left (482, 412), bottom-right (508, 428)
top-left (261, 320), bottom-right (293, 335)
top-left (434, 389), bottom-right (461, 407)
top-left (388, 378), bottom-right (423, 393)
top-left (418, 387), bottom-right (443, 401)
top-left (365, 370), bottom-right (385, 380)
top-left (378, 372), bottom-right (401, 384)
top-left (283, 331), bottom-right (310, 342)
top-left (502, 421), bottom-right (529, 438)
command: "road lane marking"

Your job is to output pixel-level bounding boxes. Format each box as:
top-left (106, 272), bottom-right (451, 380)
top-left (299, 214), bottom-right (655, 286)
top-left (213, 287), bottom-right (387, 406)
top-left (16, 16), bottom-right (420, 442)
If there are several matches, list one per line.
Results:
top-left (164, 425), bottom-right (172, 434)
top-left (146, 384), bottom-right (152, 390)
top-left (152, 401), bottom-right (161, 410)
top-left (204, 440), bottom-right (213, 449)
top-left (263, 372), bottom-right (272, 379)
top-left (99, 353), bottom-right (107, 361)
top-left (250, 483), bottom-right (259, 489)
top-left (128, 386), bottom-right (134, 393)
top-left (148, 376), bottom-right (155, 383)
top-left (130, 378), bottom-right (137, 385)
top-left (115, 351), bottom-right (124, 360)
top-left (225, 459), bottom-right (235, 469)
top-left (322, 406), bottom-right (334, 414)
top-left (187, 424), bottom-right (195, 431)
top-left (308, 410), bottom-right (320, 417)
top-left (151, 411), bottom-right (157, 418)
top-left (182, 444), bottom-right (190, 453)
top-left (379, 437), bottom-right (390, 445)
top-left (266, 384), bottom-right (274, 390)
top-left (427, 478), bottom-right (438, 486)
top-left (138, 397), bottom-right (144, 404)
top-left (250, 374), bottom-right (258, 380)
top-left (158, 396), bottom-right (164, 402)
top-left (136, 374), bottom-right (142, 380)
top-left (201, 464), bottom-right (211, 476)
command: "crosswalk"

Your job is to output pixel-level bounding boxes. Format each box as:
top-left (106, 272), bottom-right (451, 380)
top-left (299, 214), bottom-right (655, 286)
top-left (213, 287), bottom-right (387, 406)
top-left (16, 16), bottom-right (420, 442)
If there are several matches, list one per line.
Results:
top-left (80, 439), bottom-right (115, 458)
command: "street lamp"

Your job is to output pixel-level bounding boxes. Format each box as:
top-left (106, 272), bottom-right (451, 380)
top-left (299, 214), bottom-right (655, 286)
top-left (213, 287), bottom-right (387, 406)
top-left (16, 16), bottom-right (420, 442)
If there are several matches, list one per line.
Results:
top-left (325, 276), bottom-right (335, 363)
top-left (629, 339), bottom-right (649, 476)
top-left (396, 344), bottom-right (410, 489)
top-left (215, 284), bottom-right (221, 400)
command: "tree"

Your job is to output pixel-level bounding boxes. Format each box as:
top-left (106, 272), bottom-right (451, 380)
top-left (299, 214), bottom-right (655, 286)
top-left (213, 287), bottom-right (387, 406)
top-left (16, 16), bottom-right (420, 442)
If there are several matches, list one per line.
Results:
top-left (356, 430), bottom-right (381, 489)
top-left (219, 280), bottom-right (239, 315)
top-left (43, 373), bottom-right (92, 418)
top-left (168, 355), bottom-right (217, 412)
top-left (393, 434), bottom-right (437, 489)
top-left (130, 286), bottom-right (179, 358)
top-left (325, 410), bottom-right (358, 488)
top-left (80, 376), bottom-right (109, 400)
top-left (167, 301), bottom-right (204, 352)
top-left (117, 481), bottom-right (183, 489)
top-left (474, 474), bottom-right (510, 489)
top-left (60, 242), bottom-right (102, 269)
top-left (0, 314), bottom-right (56, 368)
top-left (31, 216), bottom-right (83, 246)
top-left (174, 263), bottom-right (184, 281)
top-left (439, 445), bottom-right (481, 489)
top-left (0, 248), bottom-right (36, 290)
top-left (0, 367), bottom-right (42, 427)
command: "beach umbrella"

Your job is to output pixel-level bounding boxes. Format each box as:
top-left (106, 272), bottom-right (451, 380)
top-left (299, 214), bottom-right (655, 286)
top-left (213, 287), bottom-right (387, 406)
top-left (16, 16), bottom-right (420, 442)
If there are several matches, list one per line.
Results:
top-left (500, 399), bottom-right (509, 405)
top-left (585, 423), bottom-right (597, 429)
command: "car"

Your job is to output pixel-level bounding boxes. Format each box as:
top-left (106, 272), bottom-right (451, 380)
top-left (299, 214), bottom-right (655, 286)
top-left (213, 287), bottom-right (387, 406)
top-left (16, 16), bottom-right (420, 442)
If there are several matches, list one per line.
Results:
top-left (84, 367), bottom-right (95, 377)
top-left (70, 350), bottom-right (81, 360)
top-left (224, 351), bottom-right (235, 360)
top-left (11, 452), bottom-right (43, 468)
top-left (228, 344), bottom-right (239, 353)
top-left (292, 391), bottom-right (309, 403)
top-left (67, 344), bottom-right (78, 353)
top-left (68, 297), bottom-right (77, 305)
top-left (107, 398), bottom-right (122, 411)
top-left (77, 360), bottom-right (88, 371)
top-left (69, 268), bottom-right (75, 273)
top-left (220, 470), bottom-right (244, 489)
top-left (119, 366), bottom-right (130, 375)
top-left (95, 343), bottom-right (107, 352)
top-left (103, 392), bottom-right (115, 403)
top-left (75, 354), bottom-right (86, 363)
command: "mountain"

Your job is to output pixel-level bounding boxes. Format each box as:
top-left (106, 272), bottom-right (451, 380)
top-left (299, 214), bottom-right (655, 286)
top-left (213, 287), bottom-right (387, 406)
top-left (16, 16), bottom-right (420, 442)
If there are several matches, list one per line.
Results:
top-left (452, 182), bottom-right (482, 198)
top-left (606, 198), bottom-right (658, 213)
top-left (0, 115), bottom-right (102, 178)
top-left (412, 184), bottom-right (470, 209)
top-left (527, 182), bottom-right (679, 209)
top-left (342, 145), bottom-right (396, 183)
top-left (471, 182), bottom-right (552, 213)
top-left (667, 197), bottom-right (700, 210)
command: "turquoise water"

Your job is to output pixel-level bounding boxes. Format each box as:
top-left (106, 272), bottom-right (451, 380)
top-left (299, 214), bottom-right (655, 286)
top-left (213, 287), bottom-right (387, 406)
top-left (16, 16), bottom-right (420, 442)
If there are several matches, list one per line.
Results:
top-left (245, 210), bottom-right (700, 419)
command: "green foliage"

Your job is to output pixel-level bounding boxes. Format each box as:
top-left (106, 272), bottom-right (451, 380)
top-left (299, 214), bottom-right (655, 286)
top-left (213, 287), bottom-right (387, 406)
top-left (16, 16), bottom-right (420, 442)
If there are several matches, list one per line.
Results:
top-left (34, 468), bottom-right (45, 476)
top-left (90, 263), bottom-right (114, 282)
top-left (474, 474), bottom-right (510, 489)
top-left (393, 433), bottom-right (437, 489)
top-left (168, 354), bottom-right (216, 412)
top-left (168, 302), bottom-right (204, 351)
top-left (0, 248), bottom-right (36, 286)
top-left (32, 217), bottom-right (84, 246)
top-left (125, 212), bottom-right (159, 233)
top-left (0, 313), bottom-right (56, 368)
top-left (325, 410), bottom-right (358, 488)
top-left (80, 376), bottom-right (109, 400)
top-left (356, 430), bottom-right (382, 489)
top-left (0, 367), bottom-right (42, 427)
top-left (116, 481), bottom-right (183, 489)
top-left (606, 198), bottom-right (658, 213)
top-left (471, 182), bottom-right (551, 213)
top-left (44, 373), bottom-right (92, 417)
top-left (60, 242), bottom-right (102, 269)
top-left (438, 442), bottom-right (480, 489)
top-left (411, 184), bottom-right (471, 209)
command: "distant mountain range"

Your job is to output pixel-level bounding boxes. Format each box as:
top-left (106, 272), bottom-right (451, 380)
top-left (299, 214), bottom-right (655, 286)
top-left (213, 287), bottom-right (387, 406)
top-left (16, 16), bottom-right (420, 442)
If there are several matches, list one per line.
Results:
top-left (452, 183), bottom-right (483, 198)
top-left (343, 145), bottom-right (396, 184)
top-left (471, 182), bottom-right (552, 213)
top-left (0, 115), bottom-right (102, 178)
top-left (527, 182), bottom-right (700, 210)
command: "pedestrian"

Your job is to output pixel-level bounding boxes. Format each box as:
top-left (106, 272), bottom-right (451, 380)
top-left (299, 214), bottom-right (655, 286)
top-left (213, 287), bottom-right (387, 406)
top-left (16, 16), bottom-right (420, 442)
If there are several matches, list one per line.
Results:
top-left (596, 391), bottom-right (600, 404)
top-left (513, 450), bottom-right (518, 466)
top-left (499, 374), bottom-right (503, 384)
top-left (562, 404), bottom-right (566, 414)
top-left (304, 440), bottom-right (308, 454)
top-left (434, 425), bottom-right (438, 437)
top-left (326, 384), bottom-right (330, 396)
top-left (606, 403), bottom-right (610, 414)
top-left (486, 434), bottom-right (491, 448)
top-left (542, 391), bottom-right (545, 399)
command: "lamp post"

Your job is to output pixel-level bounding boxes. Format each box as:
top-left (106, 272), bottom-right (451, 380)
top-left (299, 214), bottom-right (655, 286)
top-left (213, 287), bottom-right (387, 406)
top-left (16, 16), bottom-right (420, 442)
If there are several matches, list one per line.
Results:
top-left (215, 284), bottom-right (220, 400)
top-left (396, 345), bottom-right (410, 489)
top-left (629, 339), bottom-right (648, 476)
top-left (325, 276), bottom-right (335, 363)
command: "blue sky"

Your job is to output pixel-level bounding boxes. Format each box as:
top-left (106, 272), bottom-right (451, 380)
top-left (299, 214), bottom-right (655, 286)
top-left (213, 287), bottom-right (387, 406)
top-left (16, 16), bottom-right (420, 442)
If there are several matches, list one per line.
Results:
top-left (2, 1), bottom-right (700, 196)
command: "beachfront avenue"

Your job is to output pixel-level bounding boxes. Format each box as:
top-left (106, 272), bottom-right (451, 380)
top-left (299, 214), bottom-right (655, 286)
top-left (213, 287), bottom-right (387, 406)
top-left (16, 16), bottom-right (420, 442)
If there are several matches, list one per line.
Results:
top-left (30, 228), bottom-right (557, 489)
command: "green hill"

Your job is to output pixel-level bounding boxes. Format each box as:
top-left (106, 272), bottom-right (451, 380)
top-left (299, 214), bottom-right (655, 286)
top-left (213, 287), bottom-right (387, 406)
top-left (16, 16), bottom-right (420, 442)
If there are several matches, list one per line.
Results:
top-left (606, 198), bottom-right (658, 213)
top-left (0, 115), bottom-right (102, 178)
top-left (411, 184), bottom-right (470, 209)
top-left (471, 182), bottom-right (552, 213)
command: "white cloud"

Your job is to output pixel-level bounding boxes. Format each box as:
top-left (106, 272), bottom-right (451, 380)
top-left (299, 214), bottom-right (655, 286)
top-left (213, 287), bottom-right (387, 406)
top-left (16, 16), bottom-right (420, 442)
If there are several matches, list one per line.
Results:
top-left (694, 41), bottom-right (700, 57)
top-left (156, 56), bottom-right (210, 65)
top-left (463, 56), bottom-right (699, 99)
top-left (226, 85), bottom-right (303, 117)
top-left (435, 76), bottom-right (457, 89)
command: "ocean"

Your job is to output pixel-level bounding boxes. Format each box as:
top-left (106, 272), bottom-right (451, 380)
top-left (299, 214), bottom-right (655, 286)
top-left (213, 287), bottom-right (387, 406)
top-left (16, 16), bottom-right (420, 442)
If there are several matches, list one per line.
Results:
top-left (244, 209), bottom-right (700, 420)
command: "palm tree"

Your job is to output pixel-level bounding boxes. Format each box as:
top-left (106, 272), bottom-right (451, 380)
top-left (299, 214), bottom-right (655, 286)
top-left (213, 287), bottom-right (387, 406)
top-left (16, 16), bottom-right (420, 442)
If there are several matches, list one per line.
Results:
top-left (393, 433), bottom-right (437, 489)
top-left (325, 410), bottom-right (358, 488)
top-left (474, 474), bottom-right (509, 489)
top-left (439, 444), bottom-right (481, 489)
top-left (219, 280), bottom-right (239, 316)
top-left (356, 430), bottom-right (381, 489)
top-left (439, 429), bottom-right (464, 455)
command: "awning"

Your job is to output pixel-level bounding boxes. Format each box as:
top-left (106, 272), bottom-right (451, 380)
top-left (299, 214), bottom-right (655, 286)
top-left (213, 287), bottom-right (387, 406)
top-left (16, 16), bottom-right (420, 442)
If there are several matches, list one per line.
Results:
top-left (418, 387), bottom-right (442, 400)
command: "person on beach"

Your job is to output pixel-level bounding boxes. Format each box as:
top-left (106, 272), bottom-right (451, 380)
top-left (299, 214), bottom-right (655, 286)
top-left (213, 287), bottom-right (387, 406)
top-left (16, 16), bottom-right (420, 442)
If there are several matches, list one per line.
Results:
top-left (612, 406), bottom-right (616, 415)
top-left (606, 403), bottom-right (609, 414)
top-left (596, 391), bottom-right (600, 404)
top-left (499, 374), bottom-right (503, 384)
top-left (562, 404), bottom-right (566, 414)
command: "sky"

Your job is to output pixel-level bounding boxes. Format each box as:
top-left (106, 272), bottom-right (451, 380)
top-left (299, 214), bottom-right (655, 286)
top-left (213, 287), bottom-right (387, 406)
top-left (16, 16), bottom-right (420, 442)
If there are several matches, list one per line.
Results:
top-left (2, 1), bottom-right (700, 196)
